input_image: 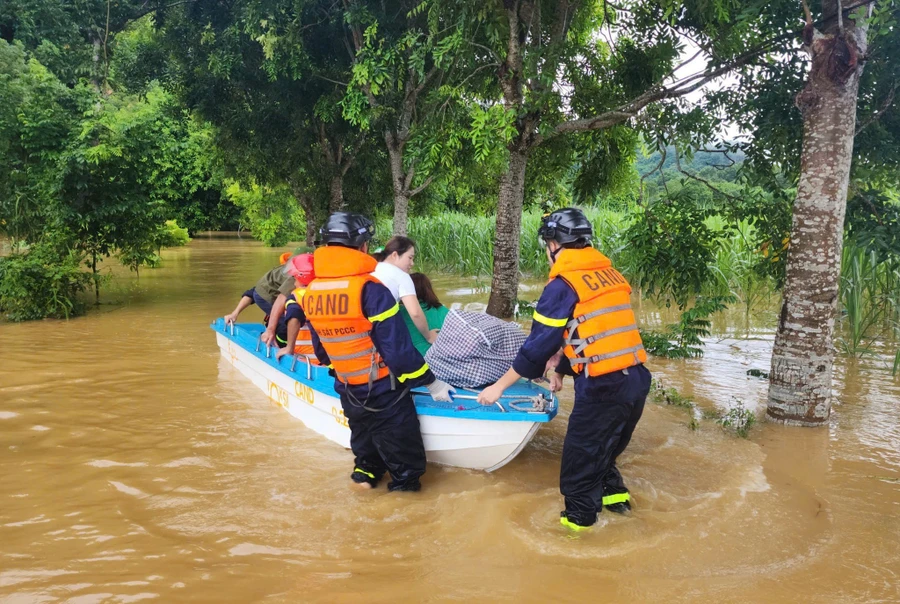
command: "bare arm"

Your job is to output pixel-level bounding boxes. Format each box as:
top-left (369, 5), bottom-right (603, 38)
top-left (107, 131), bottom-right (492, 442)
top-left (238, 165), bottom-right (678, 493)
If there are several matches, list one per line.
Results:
top-left (400, 295), bottom-right (436, 343)
top-left (476, 367), bottom-right (523, 405)
top-left (262, 293), bottom-right (288, 346)
top-left (276, 318), bottom-right (301, 360)
top-left (224, 295), bottom-right (253, 324)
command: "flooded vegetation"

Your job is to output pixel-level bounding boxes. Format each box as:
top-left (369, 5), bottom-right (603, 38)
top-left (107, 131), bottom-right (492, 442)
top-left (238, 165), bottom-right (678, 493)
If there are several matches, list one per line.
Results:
top-left (2, 236), bottom-right (898, 601)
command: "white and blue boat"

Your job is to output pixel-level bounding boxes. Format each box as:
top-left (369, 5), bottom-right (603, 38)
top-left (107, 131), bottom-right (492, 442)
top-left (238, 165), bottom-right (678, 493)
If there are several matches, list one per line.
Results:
top-left (211, 318), bottom-right (557, 471)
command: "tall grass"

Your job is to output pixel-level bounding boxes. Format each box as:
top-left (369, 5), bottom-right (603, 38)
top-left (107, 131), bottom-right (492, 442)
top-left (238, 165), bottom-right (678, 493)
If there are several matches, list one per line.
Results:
top-left (376, 208), bottom-right (631, 278)
top-left (376, 210), bottom-right (900, 365)
top-left (837, 241), bottom-right (900, 357)
top-left (706, 221), bottom-right (773, 320)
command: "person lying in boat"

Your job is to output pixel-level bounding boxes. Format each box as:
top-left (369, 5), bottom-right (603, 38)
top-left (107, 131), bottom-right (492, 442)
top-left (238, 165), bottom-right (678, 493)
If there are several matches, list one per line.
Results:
top-left (304, 211), bottom-right (455, 493)
top-left (400, 272), bottom-right (449, 356)
top-left (423, 309), bottom-right (526, 390)
top-left (224, 251), bottom-right (295, 345)
top-left (371, 236), bottom-right (440, 348)
top-left (275, 253), bottom-right (318, 362)
top-left (476, 207), bottom-right (652, 532)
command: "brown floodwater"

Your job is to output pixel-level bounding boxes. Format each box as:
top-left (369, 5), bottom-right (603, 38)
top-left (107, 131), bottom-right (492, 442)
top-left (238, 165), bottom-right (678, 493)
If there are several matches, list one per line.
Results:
top-left (1, 234), bottom-right (899, 603)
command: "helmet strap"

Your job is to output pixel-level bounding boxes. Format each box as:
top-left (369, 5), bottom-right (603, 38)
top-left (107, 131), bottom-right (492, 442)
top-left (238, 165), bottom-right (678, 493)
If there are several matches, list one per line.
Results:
top-left (549, 243), bottom-right (564, 263)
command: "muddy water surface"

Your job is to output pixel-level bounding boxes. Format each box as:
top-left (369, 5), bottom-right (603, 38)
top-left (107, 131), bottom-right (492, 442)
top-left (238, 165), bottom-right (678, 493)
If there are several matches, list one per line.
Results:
top-left (1, 235), bottom-right (899, 603)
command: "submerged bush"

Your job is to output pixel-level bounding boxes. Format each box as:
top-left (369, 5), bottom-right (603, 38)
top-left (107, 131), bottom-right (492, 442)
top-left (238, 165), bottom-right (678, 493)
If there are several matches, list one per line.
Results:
top-left (0, 241), bottom-right (92, 321)
top-left (717, 398), bottom-right (757, 438)
top-left (157, 219), bottom-right (191, 249)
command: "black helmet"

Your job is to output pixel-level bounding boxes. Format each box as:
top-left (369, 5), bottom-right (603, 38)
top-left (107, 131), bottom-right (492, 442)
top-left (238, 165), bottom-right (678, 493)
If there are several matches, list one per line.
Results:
top-left (318, 212), bottom-right (375, 247)
top-left (538, 208), bottom-right (593, 246)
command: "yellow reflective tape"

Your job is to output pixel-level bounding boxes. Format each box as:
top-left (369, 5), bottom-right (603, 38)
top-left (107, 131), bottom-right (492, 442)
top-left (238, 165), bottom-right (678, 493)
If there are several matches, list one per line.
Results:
top-left (354, 467), bottom-right (375, 479)
top-left (601, 492), bottom-right (630, 505)
top-left (560, 516), bottom-right (592, 532)
top-left (397, 363), bottom-right (429, 383)
top-left (285, 299), bottom-right (297, 307)
top-left (368, 303), bottom-right (399, 323)
top-left (533, 311), bottom-right (568, 328)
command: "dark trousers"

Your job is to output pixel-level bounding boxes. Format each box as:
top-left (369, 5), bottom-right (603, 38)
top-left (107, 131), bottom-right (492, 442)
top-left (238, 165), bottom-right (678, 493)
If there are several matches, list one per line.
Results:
top-left (252, 290), bottom-right (287, 343)
top-left (340, 388), bottom-right (426, 491)
top-left (560, 364), bottom-right (652, 526)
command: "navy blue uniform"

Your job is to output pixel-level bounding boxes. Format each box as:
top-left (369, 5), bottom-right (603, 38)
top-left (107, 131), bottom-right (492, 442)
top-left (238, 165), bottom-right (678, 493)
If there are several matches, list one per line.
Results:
top-left (309, 281), bottom-right (433, 491)
top-left (241, 287), bottom-right (289, 341)
top-left (513, 278), bottom-right (651, 526)
top-left (283, 293), bottom-right (306, 324)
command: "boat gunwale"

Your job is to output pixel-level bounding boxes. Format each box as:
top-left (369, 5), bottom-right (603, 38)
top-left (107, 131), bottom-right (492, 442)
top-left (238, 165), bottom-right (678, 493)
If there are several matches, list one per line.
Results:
top-left (211, 319), bottom-right (558, 423)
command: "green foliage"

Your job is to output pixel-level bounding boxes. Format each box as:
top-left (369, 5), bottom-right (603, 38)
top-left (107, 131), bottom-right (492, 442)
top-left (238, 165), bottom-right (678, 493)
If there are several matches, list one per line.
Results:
top-left (224, 181), bottom-right (304, 247)
top-left (1, 41), bottom-right (226, 300)
top-left (650, 379), bottom-right (700, 431)
top-left (641, 295), bottom-right (735, 358)
top-left (0, 239), bottom-right (92, 321)
top-left (0, 40), bottom-right (90, 243)
top-left (157, 220), bottom-right (191, 249)
top-left (627, 198), bottom-right (724, 308)
top-left (717, 398), bottom-right (757, 438)
top-left (837, 240), bottom-right (900, 357)
top-left (381, 207), bottom-right (631, 277)
top-left (845, 188), bottom-right (900, 261)
top-left (55, 87), bottom-right (175, 277)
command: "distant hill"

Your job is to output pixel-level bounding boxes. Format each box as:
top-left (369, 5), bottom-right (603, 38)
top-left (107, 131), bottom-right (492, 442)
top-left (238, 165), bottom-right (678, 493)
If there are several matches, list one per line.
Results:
top-left (635, 146), bottom-right (746, 176)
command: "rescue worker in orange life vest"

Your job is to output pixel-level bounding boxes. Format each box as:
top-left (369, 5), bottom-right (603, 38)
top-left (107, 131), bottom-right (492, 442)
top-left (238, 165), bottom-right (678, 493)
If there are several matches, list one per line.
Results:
top-left (275, 253), bottom-right (318, 362)
top-left (304, 212), bottom-right (456, 492)
top-left (477, 208), bottom-right (652, 531)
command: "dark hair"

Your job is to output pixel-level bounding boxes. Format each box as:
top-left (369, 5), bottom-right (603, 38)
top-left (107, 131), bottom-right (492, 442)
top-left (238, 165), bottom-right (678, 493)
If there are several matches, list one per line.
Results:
top-left (561, 240), bottom-right (592, 249)
top-left (382, 236), bottom-right (416, 260)
top-left (372, 250), bottom-right (386, 262)
top-left (411, 272), bottom-right (442, 309)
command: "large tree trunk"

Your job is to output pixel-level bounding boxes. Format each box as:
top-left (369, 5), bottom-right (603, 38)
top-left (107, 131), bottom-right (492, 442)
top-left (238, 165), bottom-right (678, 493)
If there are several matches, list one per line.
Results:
top-left (767, 8), bottom-right (869, 426)
top-left (486, 147), bottom-right (529, 318)
top-left (329, 174), bottom-right (344, 213)
top-left (387, 138), bottom-right (410, 237)
top-left (392, 191), bottom-right (410, 238)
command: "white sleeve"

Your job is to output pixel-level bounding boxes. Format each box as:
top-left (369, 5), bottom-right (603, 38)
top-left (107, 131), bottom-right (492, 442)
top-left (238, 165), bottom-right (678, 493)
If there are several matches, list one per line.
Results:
top-left (372, 263), bottom-right (401, 301)
top-left (397, 271), bottom-right (417, 300)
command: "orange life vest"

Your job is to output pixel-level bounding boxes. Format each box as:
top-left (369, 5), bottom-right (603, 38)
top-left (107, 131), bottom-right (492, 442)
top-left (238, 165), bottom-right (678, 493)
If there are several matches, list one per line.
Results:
top-left (287, 287), bottom-right (317, 360)
top-left (303, 246), bottom-right (391, 386)
top-left (549, 247), bottom-right (647, 377)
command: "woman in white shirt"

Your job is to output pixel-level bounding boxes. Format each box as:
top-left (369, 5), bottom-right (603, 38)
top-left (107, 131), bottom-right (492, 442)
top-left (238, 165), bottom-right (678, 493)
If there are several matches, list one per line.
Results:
top-left (373, 236), bottom-right (437, 345)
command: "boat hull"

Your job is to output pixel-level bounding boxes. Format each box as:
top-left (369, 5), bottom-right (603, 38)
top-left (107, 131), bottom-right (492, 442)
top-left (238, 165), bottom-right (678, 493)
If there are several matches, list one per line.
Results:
top-left (213, 321), bottom-right (556, 471)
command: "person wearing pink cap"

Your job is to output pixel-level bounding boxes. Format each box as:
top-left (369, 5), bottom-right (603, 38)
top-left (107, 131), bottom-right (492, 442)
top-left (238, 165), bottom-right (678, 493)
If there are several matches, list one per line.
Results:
top-left (276, 254), bottom-right (318, 361)
top-left (223, 252), bottom-right (296, 336)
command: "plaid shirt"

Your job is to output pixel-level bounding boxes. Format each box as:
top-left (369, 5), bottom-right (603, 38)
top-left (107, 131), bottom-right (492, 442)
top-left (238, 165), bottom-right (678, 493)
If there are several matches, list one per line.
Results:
top-left (424, 310), bottom-right (527, 389)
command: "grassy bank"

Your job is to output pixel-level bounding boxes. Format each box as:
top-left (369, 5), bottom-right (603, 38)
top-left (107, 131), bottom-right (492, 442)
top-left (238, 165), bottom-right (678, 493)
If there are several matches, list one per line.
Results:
top-left (377, 209), bottom-right (774, 309)
top-left (376, 209), bottom-right (899, 366)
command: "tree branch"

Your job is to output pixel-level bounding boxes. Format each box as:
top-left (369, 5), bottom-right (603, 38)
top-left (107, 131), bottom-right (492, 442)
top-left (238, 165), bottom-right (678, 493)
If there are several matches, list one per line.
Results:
top-left (312, 74), bottom-right (349, 87)
top-left (674, 154), bottom-right (743, 204)
top-left (408, 174), bottom-right (435, 198)
top-left (402, 158), bottom-right (418, 191)
top-left (340, 133), bottom-right (367, 175)
top-left (856, 82), bottom-right (897, 135)
top-left (537, 0), bottom-right (882, 145)
top-left (639, 144), bottom-right (666, 205)
top-left (128, 0), bottom-right (202, 24)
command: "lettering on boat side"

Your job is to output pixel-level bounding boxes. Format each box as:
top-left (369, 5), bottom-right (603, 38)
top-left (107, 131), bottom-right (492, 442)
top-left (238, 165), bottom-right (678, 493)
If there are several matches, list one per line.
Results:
top-left (267, 380), bottom-right (289, 409)
top-left (294, 382), bottom-right (315, 406)
top-left (331, 406), bottom-right (349, 428)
